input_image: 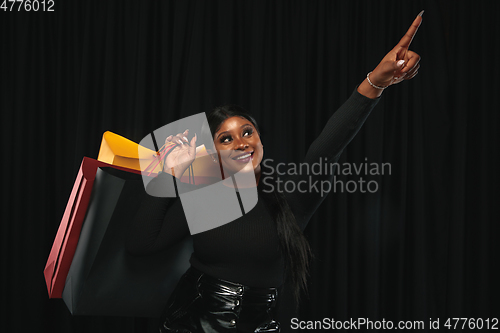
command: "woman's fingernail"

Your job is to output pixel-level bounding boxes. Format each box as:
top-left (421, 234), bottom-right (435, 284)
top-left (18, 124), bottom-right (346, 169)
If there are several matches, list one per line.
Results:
top-left (183, 136), bottom-right (188, 142)
top-left (178, 140), bottom-right (183, 145)
top-left (397, 60), bottom-right (405, 67)
top-left (418, 10), bottom-right (424, 17)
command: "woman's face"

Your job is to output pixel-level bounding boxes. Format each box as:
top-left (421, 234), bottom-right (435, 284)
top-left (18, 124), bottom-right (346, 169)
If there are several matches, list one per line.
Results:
top-left (212, 116), bottom-right (263, 177)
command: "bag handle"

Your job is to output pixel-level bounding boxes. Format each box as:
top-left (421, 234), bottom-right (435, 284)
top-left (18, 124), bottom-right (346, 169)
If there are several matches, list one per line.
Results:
top-left (144, 142), bottom-right (177, 176)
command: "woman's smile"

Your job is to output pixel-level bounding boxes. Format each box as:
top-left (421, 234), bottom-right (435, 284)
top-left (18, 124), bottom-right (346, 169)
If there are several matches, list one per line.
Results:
top-left (231, 151), bottom-right (254, 163)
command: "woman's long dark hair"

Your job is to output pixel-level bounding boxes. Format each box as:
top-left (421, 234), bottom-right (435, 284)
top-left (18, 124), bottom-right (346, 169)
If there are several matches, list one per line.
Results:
top-left (207, 104), bottom-right (312, 307)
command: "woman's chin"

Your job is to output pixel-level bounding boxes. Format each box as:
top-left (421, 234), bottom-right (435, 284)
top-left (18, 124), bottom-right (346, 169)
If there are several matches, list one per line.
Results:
top-left (223, 160), bottom-right (257, 177)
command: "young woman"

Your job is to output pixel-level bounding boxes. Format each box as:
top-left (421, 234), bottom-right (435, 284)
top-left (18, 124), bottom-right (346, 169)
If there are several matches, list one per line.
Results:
top-left (127, 12), bottom-right (423, 333)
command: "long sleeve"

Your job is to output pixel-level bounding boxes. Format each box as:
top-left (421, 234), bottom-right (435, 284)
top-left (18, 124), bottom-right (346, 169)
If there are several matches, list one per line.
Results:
top-left (125, 172), bottom-right (191, 255)
top-left (282, 87), bottom-right (380, 230)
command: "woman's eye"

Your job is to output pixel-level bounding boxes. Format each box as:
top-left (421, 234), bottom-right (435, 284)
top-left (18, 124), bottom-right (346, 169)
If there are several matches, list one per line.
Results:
top-left (219, 128), bottom-right (252, 143)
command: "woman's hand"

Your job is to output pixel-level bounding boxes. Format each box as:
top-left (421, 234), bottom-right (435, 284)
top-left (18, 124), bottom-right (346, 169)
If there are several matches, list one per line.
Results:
top-left (358, 11), bottom-right (423, 99)
top-left (163, 129), bottom-right (197, 177)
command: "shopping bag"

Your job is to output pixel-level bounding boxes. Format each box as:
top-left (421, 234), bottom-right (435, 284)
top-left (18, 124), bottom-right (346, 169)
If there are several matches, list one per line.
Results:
top-left (44, 157), bottom-right (141, 299)
top-left (97, 131), bottom-right (160, 172)
top-left (61, 166), bottom-right (193, 317)
top-left (98, 131), bottom-right (222, 183)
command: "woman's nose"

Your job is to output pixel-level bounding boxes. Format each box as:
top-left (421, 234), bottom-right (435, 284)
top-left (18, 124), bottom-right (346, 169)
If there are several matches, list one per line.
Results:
top-left (234, 138), bottom-right (249, 149)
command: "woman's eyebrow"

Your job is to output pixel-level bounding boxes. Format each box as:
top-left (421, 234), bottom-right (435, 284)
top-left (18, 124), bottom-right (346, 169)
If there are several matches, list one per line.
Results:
top-left (216, 123), bottom-right (253, 139)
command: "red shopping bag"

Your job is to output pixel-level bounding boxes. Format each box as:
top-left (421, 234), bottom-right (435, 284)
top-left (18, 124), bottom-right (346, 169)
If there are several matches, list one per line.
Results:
top-left (44, 157), bottom-right (141, 298)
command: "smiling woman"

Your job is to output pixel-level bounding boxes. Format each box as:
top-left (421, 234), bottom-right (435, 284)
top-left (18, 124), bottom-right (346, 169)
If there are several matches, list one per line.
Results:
top-left (128, 91), bottom-right (379, 332)
top-left (126, 12), bottom-right (424, 333)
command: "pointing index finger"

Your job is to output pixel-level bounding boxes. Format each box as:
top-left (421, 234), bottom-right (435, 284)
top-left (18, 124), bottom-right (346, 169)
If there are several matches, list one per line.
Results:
top-left (397, 11), bottom-right (424, 50)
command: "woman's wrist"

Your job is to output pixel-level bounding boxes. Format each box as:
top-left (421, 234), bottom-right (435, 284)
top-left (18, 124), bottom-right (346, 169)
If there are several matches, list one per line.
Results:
top-left (357, 77), bottom-right (384, 99)
top-left (170, 163), bottom-right (193, 180)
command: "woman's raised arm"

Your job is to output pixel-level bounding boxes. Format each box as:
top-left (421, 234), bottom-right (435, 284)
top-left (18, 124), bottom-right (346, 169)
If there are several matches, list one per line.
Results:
top-left (281, 12), bottom-right (423, 230)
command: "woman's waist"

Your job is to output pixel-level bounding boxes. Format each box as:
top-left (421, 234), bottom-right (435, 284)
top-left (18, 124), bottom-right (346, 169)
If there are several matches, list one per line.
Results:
top-left (184, 266), bottom-right (279, 304)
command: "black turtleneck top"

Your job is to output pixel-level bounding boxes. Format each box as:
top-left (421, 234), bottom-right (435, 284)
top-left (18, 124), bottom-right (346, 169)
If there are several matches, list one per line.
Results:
top-left (126, 87), bottom-right (379, 288)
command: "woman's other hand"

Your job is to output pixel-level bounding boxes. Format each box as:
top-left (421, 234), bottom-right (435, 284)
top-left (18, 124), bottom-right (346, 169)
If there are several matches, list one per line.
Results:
top-left (164, 129), bottom-right (197, 177)
top-left (358, 11), bottom-right (423, 99)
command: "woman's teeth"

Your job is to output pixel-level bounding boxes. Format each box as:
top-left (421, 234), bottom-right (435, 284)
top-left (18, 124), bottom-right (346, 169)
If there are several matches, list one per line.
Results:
top-left (234, 153), bottom-right (252, 160)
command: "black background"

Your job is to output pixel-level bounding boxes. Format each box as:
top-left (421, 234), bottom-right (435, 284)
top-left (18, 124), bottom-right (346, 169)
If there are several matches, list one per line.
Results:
top-left (1, 0), bottom-right (498, 332)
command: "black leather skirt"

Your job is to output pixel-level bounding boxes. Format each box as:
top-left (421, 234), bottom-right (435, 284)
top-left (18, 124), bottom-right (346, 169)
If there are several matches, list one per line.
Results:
top-left (159, 267), bottom-right (280, 333)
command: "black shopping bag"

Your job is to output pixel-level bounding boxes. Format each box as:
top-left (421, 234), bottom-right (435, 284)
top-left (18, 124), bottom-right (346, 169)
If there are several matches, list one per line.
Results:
top-left (62, 167), bottom-right (193, 317)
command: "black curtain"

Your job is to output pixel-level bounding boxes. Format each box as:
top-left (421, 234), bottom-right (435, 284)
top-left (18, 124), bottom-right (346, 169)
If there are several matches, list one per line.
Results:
top-left (1, 0), bottom-right (498, 332)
